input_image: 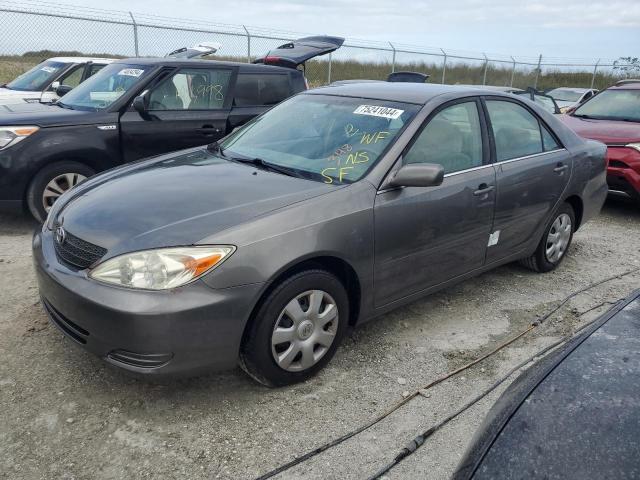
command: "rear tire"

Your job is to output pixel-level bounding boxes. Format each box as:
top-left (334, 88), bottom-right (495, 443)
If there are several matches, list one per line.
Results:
top-left (520, 202), bottom-right (575, 273)
top-left (26, 161), bottom-right (95, 222)
top-left (239, 269), bottom-right (349, 387)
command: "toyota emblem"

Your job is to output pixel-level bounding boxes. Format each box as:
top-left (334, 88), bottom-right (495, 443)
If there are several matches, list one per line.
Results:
top-left (55, 226), bottom-right (66, 245)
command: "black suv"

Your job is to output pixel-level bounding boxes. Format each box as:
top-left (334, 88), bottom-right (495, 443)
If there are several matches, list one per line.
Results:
top-left (0, 36), bottom-right (343, 221)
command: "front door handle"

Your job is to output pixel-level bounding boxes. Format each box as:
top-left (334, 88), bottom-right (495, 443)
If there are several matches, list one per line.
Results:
top-left (473, 183), bottom-right (495, 196)
top-left (554, 162), bottom-right (569, 173)
top-left (198, 125), bottom-right (222, 135)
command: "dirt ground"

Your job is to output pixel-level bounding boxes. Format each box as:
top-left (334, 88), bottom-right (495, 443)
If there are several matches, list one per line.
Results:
top-left (1, 197), bottom-right (639, 480)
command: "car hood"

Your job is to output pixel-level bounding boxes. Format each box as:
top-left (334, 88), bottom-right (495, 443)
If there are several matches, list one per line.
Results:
top-left (554, 100), bottom-right (575, 109)
top-left (0, 100), bottom-right (103, 126)
top-left (559, 114), bottom-right (640, 144)
top-left (0, 87), bottom-right (41, 104)
top-left (56, 148), bottom-right (337, 257)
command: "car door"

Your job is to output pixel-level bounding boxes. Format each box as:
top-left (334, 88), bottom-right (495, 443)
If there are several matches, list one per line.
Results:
top-left (483, 97), bottom-right (571, 265)
top-left (119, 66), bottom-right (235, 162)
top-left (373, 98), bottom-right (496, 307)
top-left (227, 72), bottom-right (293, 131)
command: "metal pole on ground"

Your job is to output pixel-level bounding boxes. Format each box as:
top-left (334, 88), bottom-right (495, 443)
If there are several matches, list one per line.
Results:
top-left (534, 54), bottom-right (542, 88)
top-left (440, 48), bottom-right (447, 84)
top-left (482, 53), bottom-right (488, 85)
top-left (128, 11), bottom-right (139, 57)
top-left (242, 25), bottom-right (251, 63)
top-left (590, 59), bottom-right (600, 89)
top-left (389, 42), bottom-right (396, 74)
top-left (510, 56), bottom-right (516, 87)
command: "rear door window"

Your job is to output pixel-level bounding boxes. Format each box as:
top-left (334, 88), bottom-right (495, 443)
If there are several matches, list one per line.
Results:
top-left (486, 100), bottom-right (543, 161)
top-left (233, 73), bottom-right (291, 106)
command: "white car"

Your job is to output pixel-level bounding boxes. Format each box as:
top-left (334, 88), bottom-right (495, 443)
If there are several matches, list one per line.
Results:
top-left (546, 87), bottom-right (598, 113)
top-left (0, 57), bottom-right (114, 106)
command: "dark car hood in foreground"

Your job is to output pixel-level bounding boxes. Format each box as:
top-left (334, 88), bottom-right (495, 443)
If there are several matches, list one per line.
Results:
top-left (0, 101), bottom-right (107, 127)
top-left (57, 148), bottom-right (337, 256)
top-left (559, 114), bottom-right (640, 144)
top-left (454, 290), bottom-right (640, 480)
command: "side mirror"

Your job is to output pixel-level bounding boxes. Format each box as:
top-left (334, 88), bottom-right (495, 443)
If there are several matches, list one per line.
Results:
top-left (132, 94), bottom-right (147, 113)
top-left (386, 163), bottom-right (444, 188)
top-left (50, 81), bottom-right (60, 91)
top-left (55, 84), bottom-right (73, 97)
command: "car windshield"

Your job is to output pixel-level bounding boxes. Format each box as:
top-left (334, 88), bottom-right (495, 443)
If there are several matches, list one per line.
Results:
top-left (5, 60), bottom-right (67, 91)
top-left (219, 94), bottom-right (420, 184)
top-left (547, 88), bottom-right (584, 102)
top-left (573, 89), bottom-right (640, 122)
top-left (58, 63), bottom-right (151, 111)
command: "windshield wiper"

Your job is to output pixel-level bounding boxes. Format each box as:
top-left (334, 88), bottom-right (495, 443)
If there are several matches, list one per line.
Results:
top-left (230, 156), bottom-right (304, 178)
top-left (54, 101), bottom-right (73, 110)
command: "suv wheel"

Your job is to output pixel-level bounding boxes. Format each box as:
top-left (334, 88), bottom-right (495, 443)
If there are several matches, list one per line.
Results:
top-left (520, 202), bottom-right (575, 273)
top-left (240, 269), bottom-right (349, 387)
top-left (27, 161), bottom-right (95, 222)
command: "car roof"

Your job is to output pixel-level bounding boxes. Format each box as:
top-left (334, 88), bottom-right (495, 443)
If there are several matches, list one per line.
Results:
top-left (306, 82), bottom-right (513, 104)
top-left (49, 57), bottom-right (116, 64)
top-left (456, 84), bottom-right (524, 93)
top-left (609, 79), bottom-right (640, 90)
top-left (549, 87), bottom-right (593, 92)
top-left (113, 56), bottom-right (293, 73)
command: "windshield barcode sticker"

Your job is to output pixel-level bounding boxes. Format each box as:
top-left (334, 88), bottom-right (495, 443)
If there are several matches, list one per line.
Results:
top-left (118, 68), bottom-right (144, 77)
top-left (353, 105), bottom-right (404, 119)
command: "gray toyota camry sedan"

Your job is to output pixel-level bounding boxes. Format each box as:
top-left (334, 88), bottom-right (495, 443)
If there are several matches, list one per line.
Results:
top-left (33, 82), bottom-right (607, 386)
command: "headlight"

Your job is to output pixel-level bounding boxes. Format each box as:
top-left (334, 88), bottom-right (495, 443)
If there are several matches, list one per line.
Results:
top-left (0, 126), bottom-right (39, 150)
top-left (627, 143), bottom-right (640, 153)
top-left (89, 246), bottom-right (235, 290)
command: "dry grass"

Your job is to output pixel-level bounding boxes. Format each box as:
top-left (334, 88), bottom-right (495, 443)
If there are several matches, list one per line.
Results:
top-left (0, 52), bottom-right (622, 91)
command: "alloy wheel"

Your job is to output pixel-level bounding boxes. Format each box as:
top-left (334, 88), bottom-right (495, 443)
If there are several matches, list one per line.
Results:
top-left (42, 173), bottom-right (87, 212)
top-left (271, 289), bottom-right (339, 372)
top-left (545, 213), bottom-right (572, 263)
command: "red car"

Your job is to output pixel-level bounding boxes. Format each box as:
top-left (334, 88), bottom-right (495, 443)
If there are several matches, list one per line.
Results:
top-left (560, 80), bottom-right (640, 202)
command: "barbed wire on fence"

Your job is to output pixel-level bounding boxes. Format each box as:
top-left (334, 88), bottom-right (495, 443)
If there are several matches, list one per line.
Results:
top-left (0, 0), bottom-right (637, 90)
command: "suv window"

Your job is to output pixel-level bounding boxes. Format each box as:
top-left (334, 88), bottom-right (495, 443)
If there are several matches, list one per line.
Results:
top-left (234, 73), bottom-right (290, 106)
top-left (149, 68), bottom-right (232, 111)
top-left (58, 65), bottom-right (84, 88)
top-left (486, 100), bottom-right (543, 161)
top-left (404, 101), bottom-right (483, 174)
top-left (87, 64), bottom-right (106, 78)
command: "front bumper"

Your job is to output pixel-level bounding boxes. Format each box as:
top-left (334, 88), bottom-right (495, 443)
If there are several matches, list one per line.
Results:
top-left (606, 147), bottom-right (640, 200)
top-left (33, 228), bottom-right (264, 376)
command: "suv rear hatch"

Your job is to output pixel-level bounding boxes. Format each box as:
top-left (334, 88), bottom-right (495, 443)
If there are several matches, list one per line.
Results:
top-left (254, 36), bottom-right (344, 69)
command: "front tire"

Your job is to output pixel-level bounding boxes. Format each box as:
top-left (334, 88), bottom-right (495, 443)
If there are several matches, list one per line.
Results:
top-left (26, 161), bottom-right (95, 222)
top-left (520, 202), bottom-right (575, 273)
top-left (240, 269), bottom-right (349, 387)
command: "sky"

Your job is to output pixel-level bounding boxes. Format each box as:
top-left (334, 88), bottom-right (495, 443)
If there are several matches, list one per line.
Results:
top-left (93, 0), bottom-right (640, 62)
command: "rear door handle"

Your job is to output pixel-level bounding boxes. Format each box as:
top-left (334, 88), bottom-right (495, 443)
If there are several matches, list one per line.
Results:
top-left (554, 163), bottom-right (569, 173)
top-left (473, 184), bottom-right (495, 196)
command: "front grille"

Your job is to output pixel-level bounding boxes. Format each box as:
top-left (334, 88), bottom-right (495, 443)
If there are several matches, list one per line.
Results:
top-left (42, 298), bottom-right (89, 344)
top-left (54, 229), bottom-right (107, 269)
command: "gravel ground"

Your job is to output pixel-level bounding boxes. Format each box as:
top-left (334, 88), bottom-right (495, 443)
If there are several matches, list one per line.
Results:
top-left (1, 198), bottom-right (639, 480)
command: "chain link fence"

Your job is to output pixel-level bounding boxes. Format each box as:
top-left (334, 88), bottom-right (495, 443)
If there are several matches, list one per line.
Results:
top-left (0, 0), bottom-right (636, 91)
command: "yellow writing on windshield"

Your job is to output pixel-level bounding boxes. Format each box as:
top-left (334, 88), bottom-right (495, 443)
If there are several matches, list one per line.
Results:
top-left (360, 131), bottom-right (389, 145)
top-left (321, 166), bottom-right (355, 184)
